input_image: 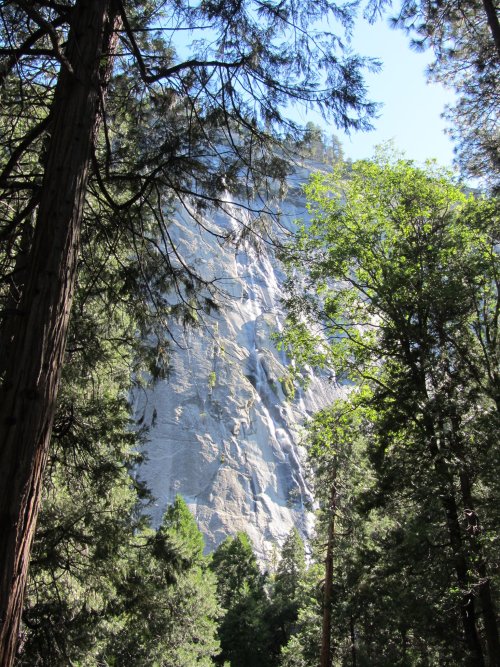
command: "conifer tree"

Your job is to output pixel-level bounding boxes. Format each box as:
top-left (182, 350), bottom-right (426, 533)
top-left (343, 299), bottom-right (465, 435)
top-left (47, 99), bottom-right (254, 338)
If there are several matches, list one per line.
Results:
top-left (15, 232), bottom-right (220, 663)
top-left (0, 0), bottom-right (376, 659)
top-left (211, 533), bottom-right (273, 667)
top-left (267, 529), bottom-right (307, 663)
top-left (275, 529), bottom-right (306, 604)
top-left (105, 495), bottom-right (220, 667)
top-left (373, 0), bottom-right (500, 187)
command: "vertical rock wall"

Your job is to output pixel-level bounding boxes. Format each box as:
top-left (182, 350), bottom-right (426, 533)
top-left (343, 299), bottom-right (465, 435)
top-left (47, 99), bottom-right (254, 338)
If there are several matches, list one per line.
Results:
top-left (134, 165), bottom-right (339, 563)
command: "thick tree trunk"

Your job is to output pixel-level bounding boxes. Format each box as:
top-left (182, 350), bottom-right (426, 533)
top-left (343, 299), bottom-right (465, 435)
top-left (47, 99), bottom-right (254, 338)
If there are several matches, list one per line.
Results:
top-left (0, 2), bottom-right (119, 664)
top-left (320, 481), bottom-right (337, 667)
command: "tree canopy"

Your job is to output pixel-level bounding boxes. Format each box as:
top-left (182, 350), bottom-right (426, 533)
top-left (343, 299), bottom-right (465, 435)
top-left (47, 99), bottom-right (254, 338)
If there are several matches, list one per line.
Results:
top-left (0, 0), bottom-right (498, 663)
top-left (371, 0), bottom-right (500, 189)
top-left (279, 154), bottom-right (500, 664)
top-left (0, 1), bottom-right (377, 660)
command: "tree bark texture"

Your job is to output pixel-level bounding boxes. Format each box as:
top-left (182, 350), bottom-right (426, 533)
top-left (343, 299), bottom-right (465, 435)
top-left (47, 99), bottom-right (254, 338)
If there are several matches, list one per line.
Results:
top-left (481, 0), bottom-right (500, 60)
top-left (0, 2), bottom-right (119, 664)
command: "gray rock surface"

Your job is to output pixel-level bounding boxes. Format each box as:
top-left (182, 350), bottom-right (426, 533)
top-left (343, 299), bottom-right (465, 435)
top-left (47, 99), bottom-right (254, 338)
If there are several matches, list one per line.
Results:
top-left (134, 163), bottom-right (340, 564)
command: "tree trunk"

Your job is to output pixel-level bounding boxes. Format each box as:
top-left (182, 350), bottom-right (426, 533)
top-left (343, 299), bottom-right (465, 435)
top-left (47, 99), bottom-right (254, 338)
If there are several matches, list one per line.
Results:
top-left (445, 407), bottom-right (500, 666)
top-left (439, 491), bottom-right (486, 666)
top-left (320, 481), bottom-right (337, 667)
top-left (350, 615), bottom-right (357, 667)
top-left (481, 0), bottom-right (500, 59)
top-left (423, 414), bottom-right (485, 665)
top-left (458, 468), bottom-right (500, 667)
top-left (0, 2), bottom-right (119, 664)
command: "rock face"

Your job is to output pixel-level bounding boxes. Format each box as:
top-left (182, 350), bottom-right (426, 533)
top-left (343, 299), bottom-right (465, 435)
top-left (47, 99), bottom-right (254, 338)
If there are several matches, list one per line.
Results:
top-left (134, 163), bottom-right (339, 564)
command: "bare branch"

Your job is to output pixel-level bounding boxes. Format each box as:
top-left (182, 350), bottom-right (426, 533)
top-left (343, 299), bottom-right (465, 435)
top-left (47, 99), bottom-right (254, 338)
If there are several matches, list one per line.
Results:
top-left (0, 114), bottom-right (52, 188)
top-left (12, 0), bottom-right (74, 75)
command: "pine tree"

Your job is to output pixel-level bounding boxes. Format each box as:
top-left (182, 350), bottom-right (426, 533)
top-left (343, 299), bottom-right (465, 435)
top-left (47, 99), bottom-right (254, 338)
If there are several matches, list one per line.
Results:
top-left (104, 495), bottom-right (220, 667)
top-left (267, 529), bottom-right (307, 662)
top-left (211, 533), bottom-right (273, 667)
top-left (381, 0), bottom-right (500, 188)
top-left (275, 529), bottom-right (306, 604)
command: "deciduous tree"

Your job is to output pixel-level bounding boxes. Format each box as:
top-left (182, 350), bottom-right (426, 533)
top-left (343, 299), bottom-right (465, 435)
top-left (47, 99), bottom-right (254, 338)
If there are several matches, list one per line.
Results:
top-left (280, 155), bottom-right (500, 664)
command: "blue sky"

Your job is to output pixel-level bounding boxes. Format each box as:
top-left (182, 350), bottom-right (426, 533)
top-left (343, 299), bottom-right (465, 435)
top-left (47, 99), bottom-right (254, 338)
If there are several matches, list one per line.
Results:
top-left (173, 9), bottom-right (457, 169)
top-left (294, 16), bottom-right (457, 167)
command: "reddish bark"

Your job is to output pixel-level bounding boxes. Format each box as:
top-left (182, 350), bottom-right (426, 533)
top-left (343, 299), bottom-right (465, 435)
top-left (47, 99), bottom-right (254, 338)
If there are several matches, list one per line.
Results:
top-left (0, 2), bottom-right (120, 663)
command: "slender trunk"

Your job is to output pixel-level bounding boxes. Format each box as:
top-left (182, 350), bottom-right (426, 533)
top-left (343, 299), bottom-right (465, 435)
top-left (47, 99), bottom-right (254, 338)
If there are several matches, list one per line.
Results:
top-left (481, 0), bottom-right (500, 60)
top-left (458, 468), bottom-right (500, 666)
top-left (445, 405), bottom-right (500, 666)
top-left (401, 627), bottom-right (407, 661)
top-left (320, 481), bottom-right (336, 667)
top-left (0, 3), bottom-right (119, 664)
top-left (423, 415), bottom-right (485, 665)
top-left (436, 317), bottom-right (500, 664)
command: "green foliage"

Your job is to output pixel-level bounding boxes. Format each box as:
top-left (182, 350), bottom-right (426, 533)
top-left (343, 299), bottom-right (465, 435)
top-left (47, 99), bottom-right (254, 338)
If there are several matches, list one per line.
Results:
top-left (104, 497), bottom-right (220, 667)
top-left (278, 562), bottom-right (324, 667)
top-left (383, 0), bottom-right (500, 189)
top-left (16, 225), bottom-right (220, 664)
top-left (211, 533), bottom-right (263, 610)
top-left (208, 370), bottom-right (217, 390)
top-left (22, 484), bottom-right (220, 666)
top-left (18, 255), bottom-right (149, 664)
top-left (281, 375), bottom-right (296, 399)
top-left (279, 154), bottom-right (500, 664)
top-left (0, 0), bottom-right (380, 663)
top-left (266, 529), bottom-right (308, 662)
top-left (281, 154), bottom-right (499, 389)
top-left (299, 124), bottom-right (346, 165)
top-left (156, 494), bottom-right (206, 565)
top-left (211, 533), bottom-right (274, 667)
top-left (275, 529), bottom-right (306, 602)
top-left (209, 530), bottom-right (318, 667)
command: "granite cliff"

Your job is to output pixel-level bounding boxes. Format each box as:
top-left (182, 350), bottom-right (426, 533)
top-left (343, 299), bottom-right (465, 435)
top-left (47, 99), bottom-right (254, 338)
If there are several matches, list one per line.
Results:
top-left (134, 163), bottom-right (339, 563)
